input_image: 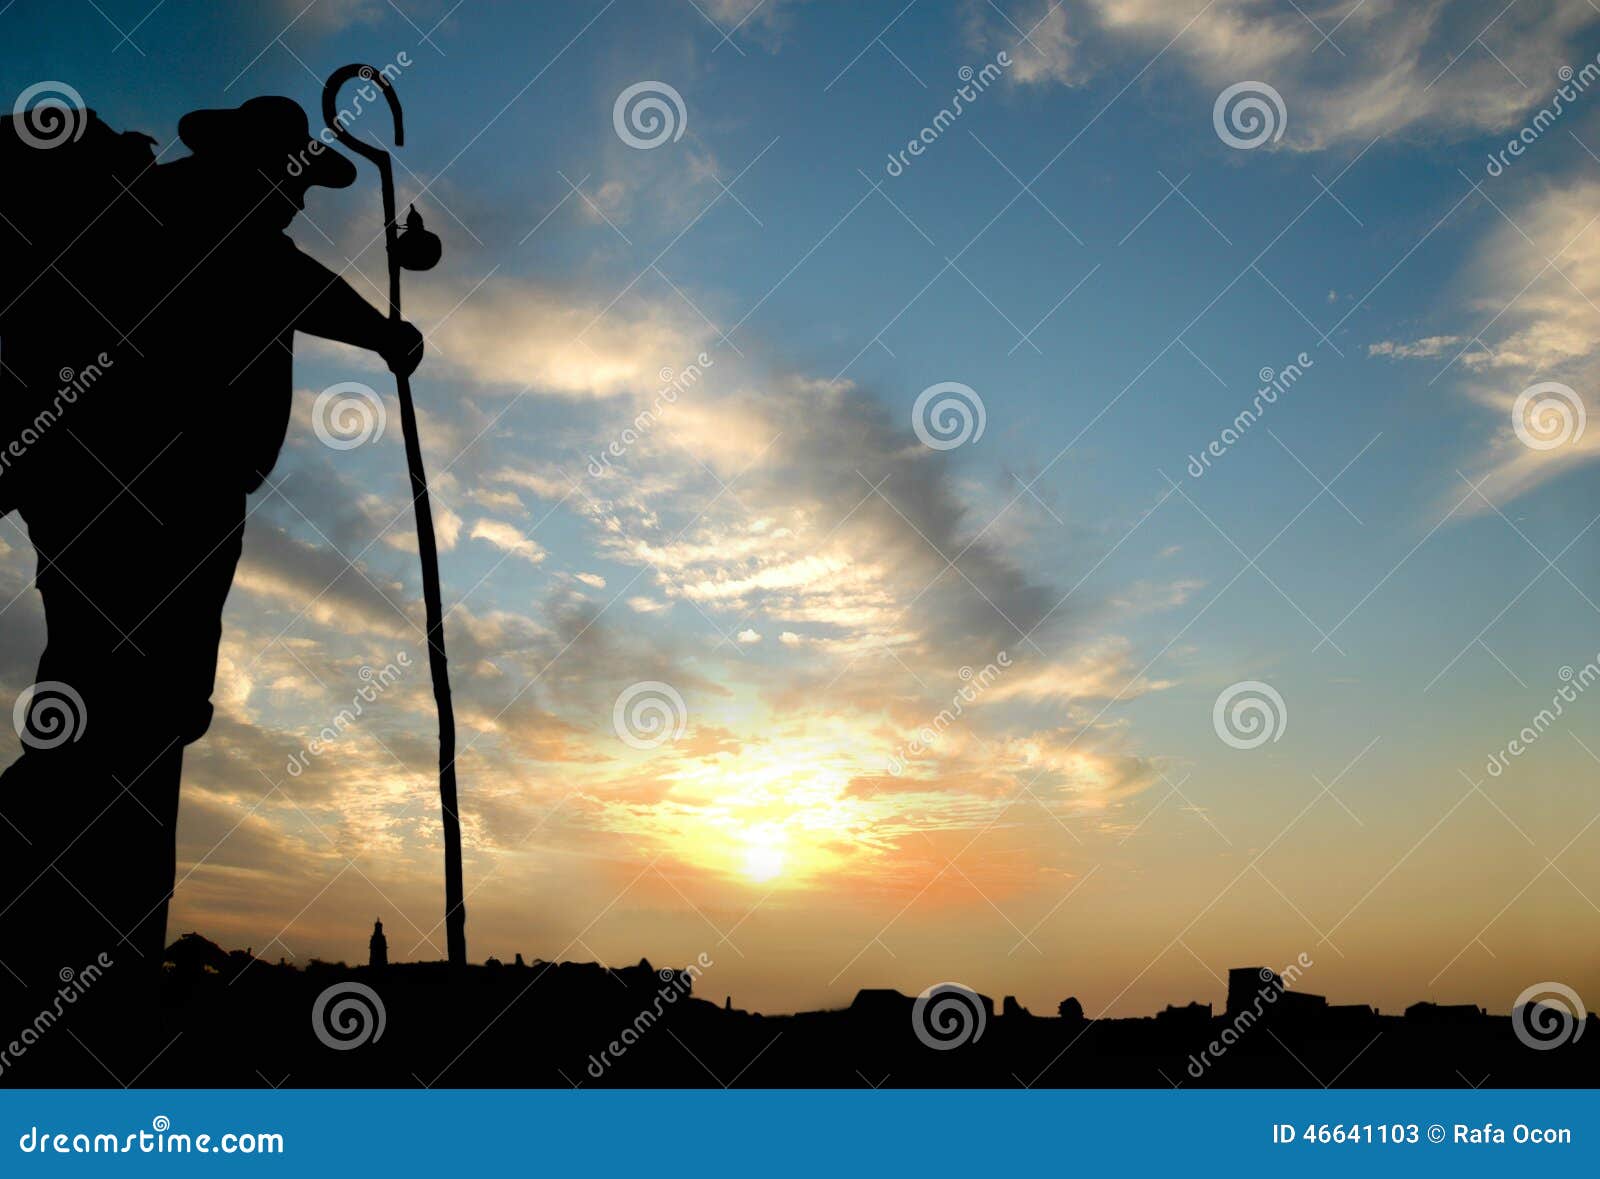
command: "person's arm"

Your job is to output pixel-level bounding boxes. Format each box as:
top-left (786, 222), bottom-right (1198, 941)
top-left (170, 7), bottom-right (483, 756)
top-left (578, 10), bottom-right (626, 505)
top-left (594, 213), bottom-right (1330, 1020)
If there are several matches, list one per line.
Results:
top-left (281, 241), bottom-right (424, 376)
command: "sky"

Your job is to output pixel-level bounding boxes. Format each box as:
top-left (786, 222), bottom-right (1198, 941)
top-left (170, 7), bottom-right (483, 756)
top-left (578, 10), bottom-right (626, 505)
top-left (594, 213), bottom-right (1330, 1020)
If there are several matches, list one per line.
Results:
top-left (2, 0), bottom-right (1599, 1023)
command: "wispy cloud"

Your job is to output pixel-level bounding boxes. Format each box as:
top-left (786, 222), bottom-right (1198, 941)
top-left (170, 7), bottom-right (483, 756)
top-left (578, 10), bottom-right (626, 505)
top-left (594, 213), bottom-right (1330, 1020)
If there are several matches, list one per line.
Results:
top-left (1378, 179), bottom-right (1600, 508)
top-left (469, 518), bottom-right (548, 565)
top-left (416, 278), bottom-right (711, 398)
top-left (983, 0), bottom-right (1600, 150)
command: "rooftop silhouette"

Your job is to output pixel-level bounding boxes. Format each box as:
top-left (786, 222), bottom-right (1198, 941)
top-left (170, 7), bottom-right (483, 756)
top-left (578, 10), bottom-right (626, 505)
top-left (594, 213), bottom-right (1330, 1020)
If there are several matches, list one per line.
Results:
top-left (7, 930), bottom-right (1585, 1088)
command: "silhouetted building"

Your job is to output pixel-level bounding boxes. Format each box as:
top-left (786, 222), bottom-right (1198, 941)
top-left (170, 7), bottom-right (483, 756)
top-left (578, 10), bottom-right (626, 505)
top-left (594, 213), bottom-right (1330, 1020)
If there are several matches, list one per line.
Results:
top-left (1228, 966), bottom-right (1325, 1020)
top-left (368, 919), bottom-right (387, 970)
top-left (1324, 1004), bottom-right (1379, 1029)
top-left (167, 931), bottom-right (231, 975)
top-left (1406, 1001), bottom-right (1486, 1024)
top-left (851, 989), bottom-right (915, 1021)
top-left (1279, 990), bottom-right (1328, 1018)
top-left (1156, 1000), bottom-right (1212, 1032)
top-left (164, 933), bottom-right (269, 981)
top-left (848, 987), bottom-right (996, 1024)
top-left (1227, 967), bottom-right (1274, 1015)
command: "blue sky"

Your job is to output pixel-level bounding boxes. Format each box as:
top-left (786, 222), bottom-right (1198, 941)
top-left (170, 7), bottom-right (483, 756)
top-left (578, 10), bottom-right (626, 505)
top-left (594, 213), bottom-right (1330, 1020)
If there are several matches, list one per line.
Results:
top-left (2, 0), bottom-right (1599, 1021)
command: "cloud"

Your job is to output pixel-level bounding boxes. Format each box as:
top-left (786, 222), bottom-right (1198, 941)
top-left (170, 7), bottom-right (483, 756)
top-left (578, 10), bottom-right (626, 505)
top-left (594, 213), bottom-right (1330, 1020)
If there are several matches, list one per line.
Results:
top-left (469, 518), bottom-right (548, 565)
top-left (981, 1), bottom-right (1600, 150)
top-left (848, 725), bottom-right (1160, 818)
top-left (488, 466), bottom-right (573, 501)
top-left (599, 376), bottom-right (1062, 666)
top-left (1414, 180), bottom-right (1600, 506)
top-left (703, 0), bottom-right (809, 49)
top-left (1460, 181), bottom-right (1600, 375)
top-left (285, 0), bottom-right (382, 35)
top-left (1368, 336), bottom-right (1465, 360)
top-left (232, 524), bottom-right (416, 640)
top-left (417, 278), bottom-right (710, 398)
top-left (575, 179), bottom-right (629, 227)
top-left (965, 0), bottom-right (1082, 87)
top-left (467, 487), bottom-right (525, 513)
top-left (1108, 577), bottom-right (1205, 615)
top-left (454, 697), bottom-right (607, 764)
top-left (986, 638), bottom-right (1174, 704)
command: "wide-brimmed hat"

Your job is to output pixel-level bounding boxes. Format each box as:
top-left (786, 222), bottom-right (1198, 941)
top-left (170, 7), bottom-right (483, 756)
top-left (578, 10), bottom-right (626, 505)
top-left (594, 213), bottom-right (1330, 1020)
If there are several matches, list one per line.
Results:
top-left (177, 95), bottom-right (355, 190)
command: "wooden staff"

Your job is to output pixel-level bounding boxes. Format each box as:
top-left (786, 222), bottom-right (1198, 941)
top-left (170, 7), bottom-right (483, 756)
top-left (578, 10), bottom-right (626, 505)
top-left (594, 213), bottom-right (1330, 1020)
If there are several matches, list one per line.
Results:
top-left (322, 65), bottom-right (465, 969)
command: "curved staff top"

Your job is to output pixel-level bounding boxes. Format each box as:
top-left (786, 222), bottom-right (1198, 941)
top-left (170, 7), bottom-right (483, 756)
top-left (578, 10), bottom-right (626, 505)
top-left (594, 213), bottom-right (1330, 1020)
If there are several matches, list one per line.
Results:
top-left (321, 65), bottom-right (465, 970)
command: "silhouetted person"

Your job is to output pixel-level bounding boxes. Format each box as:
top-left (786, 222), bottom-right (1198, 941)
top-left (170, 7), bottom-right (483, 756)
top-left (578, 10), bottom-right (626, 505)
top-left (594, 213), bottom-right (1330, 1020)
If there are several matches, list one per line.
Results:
top-left (0, 96), bottom-right (422, 1082)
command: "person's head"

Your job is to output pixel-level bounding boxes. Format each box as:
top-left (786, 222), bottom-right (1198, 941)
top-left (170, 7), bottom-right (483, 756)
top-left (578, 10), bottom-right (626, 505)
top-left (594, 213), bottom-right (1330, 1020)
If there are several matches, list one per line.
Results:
top-left (176, 96), bottom-right (355, 228)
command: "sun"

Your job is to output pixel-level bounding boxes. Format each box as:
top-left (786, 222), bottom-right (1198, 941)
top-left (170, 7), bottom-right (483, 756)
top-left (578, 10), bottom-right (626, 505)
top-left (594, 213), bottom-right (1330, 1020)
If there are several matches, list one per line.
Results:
top-left (742, 842), bottom-right (785, 883)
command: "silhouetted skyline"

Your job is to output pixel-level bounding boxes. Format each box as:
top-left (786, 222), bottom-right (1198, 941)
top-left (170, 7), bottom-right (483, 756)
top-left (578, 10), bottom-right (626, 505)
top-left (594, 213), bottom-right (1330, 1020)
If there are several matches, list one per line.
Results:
top-left (3, 0), bottom-right (1598, 1056)
top-left (24, 929), bottom-right (1574, 1088)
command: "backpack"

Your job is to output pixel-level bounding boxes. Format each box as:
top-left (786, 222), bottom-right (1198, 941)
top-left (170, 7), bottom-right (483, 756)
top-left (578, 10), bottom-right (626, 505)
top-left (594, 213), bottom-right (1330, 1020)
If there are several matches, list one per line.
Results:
top-left (0, 107), bottom-right (157, 513)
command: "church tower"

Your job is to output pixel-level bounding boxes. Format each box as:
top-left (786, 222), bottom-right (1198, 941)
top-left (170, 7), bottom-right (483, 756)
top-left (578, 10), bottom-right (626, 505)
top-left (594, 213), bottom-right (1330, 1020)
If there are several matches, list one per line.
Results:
top-left (369, 918), bottom-right (388, 970)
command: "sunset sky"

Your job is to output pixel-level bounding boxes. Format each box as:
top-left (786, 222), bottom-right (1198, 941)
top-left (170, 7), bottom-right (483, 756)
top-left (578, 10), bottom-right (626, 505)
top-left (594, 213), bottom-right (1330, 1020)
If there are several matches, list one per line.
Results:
top-left (3, 0), bottom-right (1599, 1021)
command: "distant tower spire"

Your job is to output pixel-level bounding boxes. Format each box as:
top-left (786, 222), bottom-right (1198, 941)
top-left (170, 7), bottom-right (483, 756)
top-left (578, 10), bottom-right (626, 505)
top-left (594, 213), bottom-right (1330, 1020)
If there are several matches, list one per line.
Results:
top-left (369, 918), bottom-right (388, 970)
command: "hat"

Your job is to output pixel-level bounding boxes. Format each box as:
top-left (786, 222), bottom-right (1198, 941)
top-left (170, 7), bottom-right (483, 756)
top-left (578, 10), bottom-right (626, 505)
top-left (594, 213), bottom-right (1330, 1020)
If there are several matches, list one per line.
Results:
top-left (177, 96), bottom-right (355, 190)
